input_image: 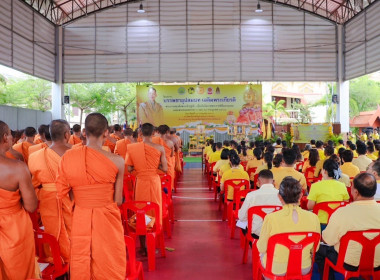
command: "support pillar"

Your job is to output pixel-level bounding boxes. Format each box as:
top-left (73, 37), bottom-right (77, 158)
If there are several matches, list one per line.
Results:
top-left (52, 26), bottom-right (64, 120)
top-left (336, 24), bottom-right (350, 133)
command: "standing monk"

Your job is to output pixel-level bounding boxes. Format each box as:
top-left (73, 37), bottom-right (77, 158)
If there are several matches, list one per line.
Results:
top-left (34, 124), bottom-right (49, 144)
top-left (68, 124), bottom-right (81, 145)
top-left (103, 127), bottom-right (117, 153)
top-left (0, 121), bottom-right (38, 279)
top-left (126, 123), bottom-right (168, 220)
top-left (13, 126), bottom-right (36, 164)
top-left (154, 125), bottom-right (175, 189)
top-left (114, 128), bottom-right (134, 159)
top-left (56, 113), bottom-right (126, 280)
top-left (28, 120), bottom-right (73, 262)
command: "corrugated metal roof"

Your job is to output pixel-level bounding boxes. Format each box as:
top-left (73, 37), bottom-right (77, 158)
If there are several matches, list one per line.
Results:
top-left (19, 0), bottom-right (377, 25)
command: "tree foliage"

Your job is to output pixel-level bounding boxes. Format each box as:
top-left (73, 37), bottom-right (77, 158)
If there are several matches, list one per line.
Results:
top-left (349, 76), bottom-right (380, 117)
top-left (262, 100), bottom-right (289, 122)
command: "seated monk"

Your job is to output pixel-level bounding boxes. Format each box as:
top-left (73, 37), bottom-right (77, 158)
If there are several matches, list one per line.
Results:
top-left (0, 120), bottom-right (39, 279)
top-left (56, 113), bottom-right (126, 280)
top-left (110, 124), bottom-right (123, 141)
top-left (28, 119), bottom-right (73, 262)
top-left (12, 126), bottom-right (36, 164)
top-left (68, 124), bottom-right (81, 145)
top-left (29, 124), bottom-right (52, 155)
top-left (126, 123), bottom-right (168, 253)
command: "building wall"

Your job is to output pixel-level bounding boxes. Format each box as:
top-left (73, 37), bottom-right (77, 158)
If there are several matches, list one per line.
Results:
top-left (0, 105), bottom-right (52, 130)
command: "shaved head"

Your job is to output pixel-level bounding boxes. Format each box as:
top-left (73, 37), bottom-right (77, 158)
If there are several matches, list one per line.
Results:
top-left (141, 123), bottom-right (154, 137)
top-left (39, 124), bottom-right (51, 141)
top-left (123, 128), bottom-right (133, 136)
top-left (157, 125), bottom-right (170, 135)
top-left (25, 127), bottom-right (37, 137)
top-left (0, 121), bottom-right (9, 144)
top-left (85, 113), bottom-right (108, 138)
top-left (73, 124), bottom-right (81, 133)
top-left (50, 119), bottom-right (70, 141)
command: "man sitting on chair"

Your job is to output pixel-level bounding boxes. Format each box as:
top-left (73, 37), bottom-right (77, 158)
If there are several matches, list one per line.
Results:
top-left (315, 173), bottom-right (380, 279)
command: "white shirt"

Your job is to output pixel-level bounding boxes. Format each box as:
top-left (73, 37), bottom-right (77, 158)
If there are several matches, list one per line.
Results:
top-left (352, 155), bottom-right (373, 172)
top-left (375, 183), bottom-right (380, 201)
top-left (238, 184), bottom-right (282, 236)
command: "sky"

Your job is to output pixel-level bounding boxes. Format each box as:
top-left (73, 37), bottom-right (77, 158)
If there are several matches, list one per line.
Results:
top-left (0, 64), bottom-right (29, 80)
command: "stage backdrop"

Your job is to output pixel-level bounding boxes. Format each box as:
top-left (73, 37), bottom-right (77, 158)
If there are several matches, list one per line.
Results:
top-left (291, 123), bottom-right (333, 143)
top-left (136, 84), bottom-right (262, 130)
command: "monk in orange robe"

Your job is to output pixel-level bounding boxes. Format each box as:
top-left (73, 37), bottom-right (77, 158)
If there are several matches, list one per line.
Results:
top-left (34, 124), bottom-right (49, 144)
top-left (110, 124), bottom-right (123, 141)
top-left (68, 124), bottom-right (82, 145)
top-left (28, 120), bottom-right (73, 262)
top-left (0, 121), bottom-right (39, 279)
top-left (56, 113), bottom-right (126, 280)
top-left (29, 125), bottom-right (52, 155)
top-left (114, 128), bottom-right (134, 159)
top-left (153, 125), bottom-right (175, 189)
top-left (5, 146), bottom-right (24, 161)
top-left (13, 126), bottom-right (36, 164)
top-left (126, 123), bottom-right (167, 220)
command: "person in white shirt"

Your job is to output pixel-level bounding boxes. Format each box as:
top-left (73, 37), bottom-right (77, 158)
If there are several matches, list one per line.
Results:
top-left (238, 169), bottom-right (282, 238)
top-left (352, 142), bottom-right (372, 172)
top-left (366, 160), bottom-right (380, 201)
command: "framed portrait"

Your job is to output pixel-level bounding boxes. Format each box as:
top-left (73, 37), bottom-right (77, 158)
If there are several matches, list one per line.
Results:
top-left (228, 126), bottom-right (235, 135)
top-left (236, 125), bottom-right (245, 135)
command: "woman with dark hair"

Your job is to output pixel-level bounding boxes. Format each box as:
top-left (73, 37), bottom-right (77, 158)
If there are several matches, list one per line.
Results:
top-left (338, 147), bottom-right (346, 166)
top-left (239, 145), bottom-right (249, 162)
top-left (255, 152), bottom-right (274, 175)
top-left (257, 177), bottom-right (320, 277)
top-left (302, 144), bottom-right (311, 160)
top-left (367, 142), bottom-right (377, 160)
top-left (220, 152), bottom-right (249, 201)
top-left (246, 148), bottom-right (264, 180)
top-left (302, 149), bottom-right (319, 173)
top-left (307, 159), bottom-right (350, 224)
top-left (213, 148), bottom-right (230, 174)
top-left (329, 154), bottom-right (351, 188)
top-left (292, 144), bottom-right (303, 162)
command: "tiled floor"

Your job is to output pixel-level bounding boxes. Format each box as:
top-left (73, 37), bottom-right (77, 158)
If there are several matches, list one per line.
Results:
top-left (141, 168), bottom-right (252, 280)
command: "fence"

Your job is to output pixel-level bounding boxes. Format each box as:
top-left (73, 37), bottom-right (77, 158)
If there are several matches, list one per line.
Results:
top-left (0, 105), bottom-right (52, 130)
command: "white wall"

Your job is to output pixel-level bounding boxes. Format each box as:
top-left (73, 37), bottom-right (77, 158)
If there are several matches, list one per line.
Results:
top-left (0, 105), bottom-right (52, 130)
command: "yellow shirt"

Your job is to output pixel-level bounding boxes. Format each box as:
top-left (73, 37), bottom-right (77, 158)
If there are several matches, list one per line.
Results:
top-left (208, 150), bottom-right (222, 164)
top-left (351, 150), bottom-right (358, 158)
top-left (257, 205), bottom-right (321, 275)
top-left (361, 134), bottom-right (368, 141)
top-left (247, 149), bottom-right (254, 158)
top-left (336, 144), bottom-right (345, 151)
top-left (340, 162), bottom-right (360, 178)
top-left (204, 145), bottom-right (212, 156)
top-left (373, 133), bottom-right (379, 140)
top-left (272, 166), bottom-right (307, 190)
top-left (219, 162), bottom-right (244, 178)
top-left (246, 158), bottom-right (264, 180)
top-left (318, 149), bottom-right (325, 160)
top-left (352, 155), bottom-right (373, 172)
top-left (254, 163), bottom-right (270, 175)
top-left (322, 200), bottom-right (380, 267)
top-left (307, 179), bottom-right (349, 223)
top-left (213, 159), bottom-right (229, 173)
top-left (314, 157), bottom-right (330, 177)
top-left (367, 153), bottom-right (377, 160)
top-left (338, 173), bottom-right (351, 187)
top-left (301, 150), bottom-right (310, 160)
top-left (220, 168), bottom-right (249, 200)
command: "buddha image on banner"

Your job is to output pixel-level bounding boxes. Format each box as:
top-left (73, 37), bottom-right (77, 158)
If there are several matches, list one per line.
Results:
top-left (136, 84), bottom-right (262, 129)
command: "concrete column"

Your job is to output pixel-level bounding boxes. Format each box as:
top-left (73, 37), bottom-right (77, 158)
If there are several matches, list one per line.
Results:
top-left (52, 26), bottom-right (64, 120)
top-left (336, 24), bottom-right (350, 133)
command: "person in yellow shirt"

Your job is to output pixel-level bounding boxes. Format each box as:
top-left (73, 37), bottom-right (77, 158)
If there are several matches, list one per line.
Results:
top-left (352, 142), bottom-right (373, 171)
top-left (347, 131), bottom-right (356, 144)
top-left (203, 139), bottom-right (214, 158)
top-left (272, 149), bottom-right (307, 190)
top-left (257, 177), bottom-right (320, 276)
top-left (208, 142), bottom-right (223, 164)
top-left (360, 132), bottom-right (368, 142)
top-left (246, 148), bottom-right (264, 180)
top-left (340, 150), bottom-right (360, 178)
top-left (367, 142), bottom-right (377, 160)
top-left (349, 143), bottom-right (358, 158)
top-left (314, 146), bottom-right (334, 177)
top-left (246, 141), bottom-right (254, 160)
top-left (307, 159), bottom-right (350, 224)
top-left (316, 140), bottom-right (325, 161)
top-left (219, 150), bottom-right (244, 178)
top-left (223, 140), bottom-right (231, 150)
top-left (220, 153), bottom-right (249, 200)
top-left (273, 138), bottom-right (282, 154)
top-left (373, 130), bottom-right (379, 140)
top-left (302, 149), bottom-right (319, 173)
top-left (335, 139), bottom-right (345, 152)
top-left (271, 154), bottom-right (283, 173)
top-left (315, 173), bottom-right (380, 277)
top-left (254, 152), bottom-right (273, 175)
top-left (310, 139), bottom-right (316, 149)
top-left (301, 144), bottom-right (311, 161)
top-left (213, 149), bottom-right (230, 174)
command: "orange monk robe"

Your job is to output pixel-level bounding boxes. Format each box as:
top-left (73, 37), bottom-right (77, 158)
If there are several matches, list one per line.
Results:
top-left (34, 134), bottom-right (44, 144)
top-left (56, 147), bottom-right (126, 280)
top-left (152, 137), bottom-right (175, 189)
top-left (29, 142), bottom-right (48, 155)
top-left (114, 139), bottom-right (132, 159)
top-left (110, 133), bottom-right (121, 141)
top-left (28, 148), bottom-right (72, 262)
top-left (73, 142), bottom-right (110, 152)
top-left (103, 138), bottom-right (116, 153)
top-left (13, 142), bottom-right (34, 164)
top-left (137, 137), bottom-right (143, 142)
top-left (5, 149), bottom-right (23, 161)
top-left (68, 135), bottom-right (81, 145)
top-left (0, 189), bottom-right (37, 279)
top-left (126, 143), bottom-right (162, 222)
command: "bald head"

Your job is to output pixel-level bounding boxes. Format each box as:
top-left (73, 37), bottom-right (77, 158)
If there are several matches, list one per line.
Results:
top-left (85, 113), bottom-right (108, 138)
top-left (25, 127), bottom-right (36, 138)
top-left (50, 119), bottom-right (70, 141)
top-left (0, 121), bottom-right (9, 144)
top-left (39, 124), bottom-right (51, 141)
top-left (353, 173), bottom-right (377, 198)
top-left (157, 125), bottom-right (170, 135)
top-left (141, 123), bottom-right (154, 137)
top-left (123, 128), bottom-right (133, 136)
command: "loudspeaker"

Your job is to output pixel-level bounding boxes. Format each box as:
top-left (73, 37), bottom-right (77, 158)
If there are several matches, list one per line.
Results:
top-left (63, 95), bottom-right (70, 104)
top-left (332, 94), bottom-right (338, 104)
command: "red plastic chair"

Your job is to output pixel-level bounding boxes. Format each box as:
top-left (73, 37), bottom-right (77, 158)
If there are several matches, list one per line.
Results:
top-left (123, 174), bottom-right (136, 202)
top-left (242, 205), bottom-right (282, 264)
top-left (247, 167), bottom-right (257, 181)
top-left (34, 231), bottom-right (69, 280)
top-left (221, 179), bottom-right (250, 222)
top-left (312, 201), bottom-right (349, 224)
top-left (230, 189), bottom-right (254, 238)
top-left (323, 229), bottom-right (380, 280)
top-left (160, 174), bottom-right (174, 224)
top-left (124, 235), bottom-right (144, 280)
top-left (253, 232), bottom-right (321, 280)
top-left (208, 162), bottom-right (217, 190)
top-left (253, 173), bottom-right (259, 190)
top-left (161, 190), bottom-right (172, 238)
top-left (241, 161), bottom-right (248, 171)
top-left (305, 166), bottom-right (321, 189)
top-left (121, 201), bottom-right (165, 271)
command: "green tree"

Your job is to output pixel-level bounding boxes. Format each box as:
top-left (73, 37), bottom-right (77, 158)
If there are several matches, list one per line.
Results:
top-left (1, 78), bottom-right (51, 111)
top-left (109, 83), bottom-right (136, 124)
top-left (262, 100), bottom-right (288, 123)
top-left (349, 76), bottom-right (380, 117)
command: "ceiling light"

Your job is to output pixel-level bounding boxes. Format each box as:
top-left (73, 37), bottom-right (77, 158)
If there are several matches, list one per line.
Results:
top-left (137, 3), bottom-right (145, 13)
top-left (255, 2), bottom-right (263, 13)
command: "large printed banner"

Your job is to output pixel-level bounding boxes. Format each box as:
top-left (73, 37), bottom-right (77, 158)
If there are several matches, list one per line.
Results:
top-left (136, 84), bottom-right (262, 128)
top-left (291, 123), bottom-right (333, 143)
